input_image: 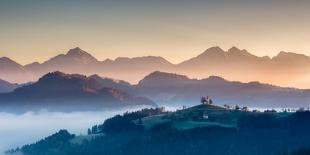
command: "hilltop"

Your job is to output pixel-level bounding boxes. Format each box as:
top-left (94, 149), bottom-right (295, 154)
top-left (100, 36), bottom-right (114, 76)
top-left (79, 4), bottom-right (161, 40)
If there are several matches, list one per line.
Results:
top-left (138, 104), bottom-right (241, 130)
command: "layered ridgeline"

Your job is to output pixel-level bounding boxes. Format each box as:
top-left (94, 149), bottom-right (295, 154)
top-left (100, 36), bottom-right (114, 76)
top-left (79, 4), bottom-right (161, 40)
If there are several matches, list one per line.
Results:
top-left (0, 79), bottom-right (18, 93)
top-left (7, 105), bottom-right (310, 155)
top-left (0, 57), bottom-right (34, 83)
top-left (2, 47), bottom-right (310, 88)
top-left (7, 47), bottom-right (174, 84)
top-left (136, 71), bottom-right (310, 108)
top-left (0, 72), bottom-right (155, 112)
top-left (177, 46), bottom-right (310, 88)
top-left (2, 71), bottom-right (310, 111)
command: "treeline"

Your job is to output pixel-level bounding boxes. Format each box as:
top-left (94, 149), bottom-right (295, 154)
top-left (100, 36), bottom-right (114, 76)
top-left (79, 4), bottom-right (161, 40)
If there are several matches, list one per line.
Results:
top-left (6, 130), bottom-right (75, 155)
top-left (87, 107), bottom-right (166, 135)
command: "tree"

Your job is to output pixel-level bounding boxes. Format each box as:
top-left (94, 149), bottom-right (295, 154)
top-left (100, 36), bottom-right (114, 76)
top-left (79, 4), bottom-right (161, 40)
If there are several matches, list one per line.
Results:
top-left (201, 97), bottom-right (207, 104)
top-left (242, 106), bottom-right (249, 112)
top-left (209, 99), bottom-right (213, 105)
top-left (91, 125), bottom-right (98, 134)
top-left (235, 105), bottom-right (240, 110)
top-left (297, 107), bottom-right (305, 112)
top-left (224, 104), bottom-right (230, 109)
top-left (87, 128), bottom-right (91, 135)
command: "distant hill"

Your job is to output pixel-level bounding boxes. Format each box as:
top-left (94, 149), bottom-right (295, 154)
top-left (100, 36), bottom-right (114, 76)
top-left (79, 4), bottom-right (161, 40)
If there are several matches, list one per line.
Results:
top-left (2, 46), bottom-right (310, 88)
top-left (0, 57), bottom-right (34, 83)
top-left (0, 78), bottom-right (18, 93)
top-left (0, 71), bottom-right (156, 112)
top-left (135, 71), bottom-right (310, 108)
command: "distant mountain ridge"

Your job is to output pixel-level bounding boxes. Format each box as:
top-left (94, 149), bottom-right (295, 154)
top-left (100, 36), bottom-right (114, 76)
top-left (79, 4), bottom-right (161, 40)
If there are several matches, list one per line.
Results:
top-left (0, 78), bottom-right (18, 93)
top-left (1, 71), bottom-right (310, 111)
top-left (24, 47), bottom-right (99, 76)
top-left (0, 57), bottom-right (34, 83)
top-left (0, 71), bottom-right (155, 112)
top-left (135, 71), bottom-right (310, 108)
top-left (1, 46), bottom-right (310, 88)
top-left (177, 47), bottom-right (310, 88)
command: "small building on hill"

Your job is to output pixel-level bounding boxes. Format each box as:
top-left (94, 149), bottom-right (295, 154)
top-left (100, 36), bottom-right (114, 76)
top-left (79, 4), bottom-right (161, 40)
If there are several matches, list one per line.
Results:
top-left (203, 112), bottom-right (209, 119)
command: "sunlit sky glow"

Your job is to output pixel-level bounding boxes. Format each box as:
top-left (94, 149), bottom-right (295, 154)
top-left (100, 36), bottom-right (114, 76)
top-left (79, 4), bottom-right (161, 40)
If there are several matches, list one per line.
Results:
top-left (0, 0), bottom-right (310, 65)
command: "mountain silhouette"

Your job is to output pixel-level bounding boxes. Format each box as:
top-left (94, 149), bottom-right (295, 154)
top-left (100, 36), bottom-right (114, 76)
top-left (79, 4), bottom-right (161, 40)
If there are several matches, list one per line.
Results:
top-left (0, 57), bottom-right (34, 83)
top-left (135, 71), bottom-right (310, 108)
top-left (0, 71), bottom-right (156, 112)
top-left (23, 47), bottom-right (174, 84)
top-left (177, 47), bottom-right (310, 88)
top-left (25, 47), bottom-right (99, 76)
top-left (2, 46), bottom-right (310, 88)
top-left (0, 78), bottom-right (18, 93)
top-left (1, 71), bottom-right (310, 110)
top-left (138, 71), bottom-right (190, 88)
top-left (99, 56), bottom-right (174, 83)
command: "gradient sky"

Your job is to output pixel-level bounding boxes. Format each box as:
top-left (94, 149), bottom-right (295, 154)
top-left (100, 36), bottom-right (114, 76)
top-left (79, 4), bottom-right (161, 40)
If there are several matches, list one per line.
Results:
top-left (0, 0), bottom-right (309, 65)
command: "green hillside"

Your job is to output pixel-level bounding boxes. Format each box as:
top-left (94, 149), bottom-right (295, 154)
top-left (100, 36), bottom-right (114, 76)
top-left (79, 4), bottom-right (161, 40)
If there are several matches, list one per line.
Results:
top-left (136, 104), bottom-right (251, 130)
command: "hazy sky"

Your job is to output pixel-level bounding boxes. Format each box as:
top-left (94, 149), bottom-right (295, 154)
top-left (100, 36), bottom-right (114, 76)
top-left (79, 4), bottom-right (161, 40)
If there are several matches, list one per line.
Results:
top-left (0, 0), bottom-right (309, 65)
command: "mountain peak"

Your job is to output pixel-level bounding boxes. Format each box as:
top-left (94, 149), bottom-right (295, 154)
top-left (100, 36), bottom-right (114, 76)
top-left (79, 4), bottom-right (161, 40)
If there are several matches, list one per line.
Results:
top-left (0, 57), bottom-right (18, 64)
top-left (273, 51), bottom-right (309, 60)
top-left (24, 62), bottom-right (41, 68)
top-left (43, 47), bottom-right (98, 64)
top-left (198, 46), bottom-right (226, 58)
top-left (204, 46), bottom-right (225, 53)
top-left (276, 51), bottom-right (288, 56)
top-left (179, 46), bottom-right (226, 65)
top-left (146, 71), bottom-right (189, 80)
top-left (0, 57), bottom-right (24, 68)
top-left (88, 74), bottom-right (102, 80)
top-left (39, 71), bottom-right (87, 83)
top-left (228, 46), bottom-right (241, 52)
top-left (67, 47), bottom-right (89, 56)
top-left (227, 46), bottom-right (256, 58)
top-left (206, 75), bottom-right (226, 81)
top-left (0, 57), bottom-right (12, 61)
top-left (138, 71), bottom-right (190, 86)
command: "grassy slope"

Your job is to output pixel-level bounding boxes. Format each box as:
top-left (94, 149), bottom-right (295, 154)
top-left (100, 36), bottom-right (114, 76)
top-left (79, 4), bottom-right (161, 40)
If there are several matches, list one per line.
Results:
top-left (136, 104), bottom-right (251, 130)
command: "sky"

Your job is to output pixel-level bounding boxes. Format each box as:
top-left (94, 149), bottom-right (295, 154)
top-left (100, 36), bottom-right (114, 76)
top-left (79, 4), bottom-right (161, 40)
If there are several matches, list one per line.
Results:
top-left (0, 0), bottom-right (309, 65)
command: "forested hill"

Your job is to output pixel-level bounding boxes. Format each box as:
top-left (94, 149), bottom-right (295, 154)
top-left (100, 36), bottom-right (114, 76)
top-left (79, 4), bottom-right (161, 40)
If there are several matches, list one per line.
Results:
top-left (7, 104), bottom-right (310, 155)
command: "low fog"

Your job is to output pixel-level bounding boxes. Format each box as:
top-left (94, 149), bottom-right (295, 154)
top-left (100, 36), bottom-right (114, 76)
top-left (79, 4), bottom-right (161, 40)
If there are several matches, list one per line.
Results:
top-left (0, 107), bottom-right (149, 155)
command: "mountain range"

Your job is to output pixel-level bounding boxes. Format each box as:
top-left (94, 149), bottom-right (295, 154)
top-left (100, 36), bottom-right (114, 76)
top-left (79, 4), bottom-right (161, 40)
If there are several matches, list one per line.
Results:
top-left (22, 47), bottom-right (174, 84)
top-left (0, 71), bottom-right (155, 112)
top-left (0, 78), bottom-right (18, 93)
top-left (135, 71), bottom-right (310, 108)
top-left (2, 71), bottom-right (310, 112)
top-left (1, 47), bottom-right (310, 88)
